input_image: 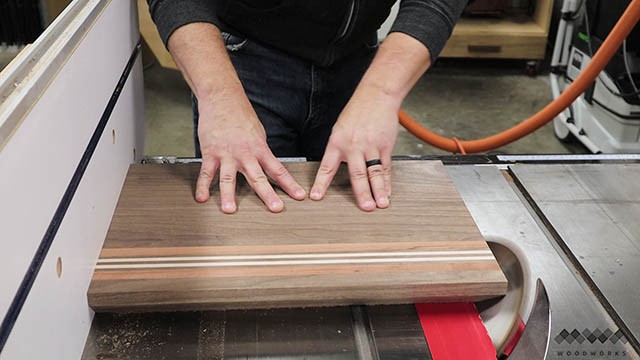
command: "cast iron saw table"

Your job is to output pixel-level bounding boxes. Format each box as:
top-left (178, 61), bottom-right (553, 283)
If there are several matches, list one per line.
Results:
top-left (81, 155), bottom-right (640, 360)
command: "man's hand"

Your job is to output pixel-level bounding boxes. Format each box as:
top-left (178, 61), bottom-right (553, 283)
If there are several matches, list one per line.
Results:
top-left (195, 93), bottom-right (306, 213)
top-left (169, 23), bottom-right (305, 213)
top-left (310, 33), bottom-right (432, 211)
top-left (309, 90), bottom-right (398, 211)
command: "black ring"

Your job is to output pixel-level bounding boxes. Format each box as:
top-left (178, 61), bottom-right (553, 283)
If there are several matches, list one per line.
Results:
top-left (365, 159), bottom-right (382, 168)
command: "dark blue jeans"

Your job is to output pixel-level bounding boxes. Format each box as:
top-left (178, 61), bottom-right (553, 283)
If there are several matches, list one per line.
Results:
top-left (193, 32), bottom-right (377, 161)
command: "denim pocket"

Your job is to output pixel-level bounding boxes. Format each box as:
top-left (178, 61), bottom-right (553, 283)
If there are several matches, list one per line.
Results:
top-left (365, 38), bottom-right (380, 49)
top-left (221, 32), bottom-right (248, 52)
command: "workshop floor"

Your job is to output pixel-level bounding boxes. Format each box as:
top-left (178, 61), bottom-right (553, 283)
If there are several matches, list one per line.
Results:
top-left (142, 55), bottom-right (588, 158)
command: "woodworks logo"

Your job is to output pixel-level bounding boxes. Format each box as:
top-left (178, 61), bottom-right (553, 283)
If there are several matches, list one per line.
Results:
top-left (554, 328), bottom-right (629, 358)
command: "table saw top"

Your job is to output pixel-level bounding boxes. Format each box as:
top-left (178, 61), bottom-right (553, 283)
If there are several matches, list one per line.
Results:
top-left (81, 157), bottom-right (640, 359)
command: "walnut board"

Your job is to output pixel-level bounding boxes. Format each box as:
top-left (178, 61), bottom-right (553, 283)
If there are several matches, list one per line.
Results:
top-left (88, 161), bottom-right (506, 311)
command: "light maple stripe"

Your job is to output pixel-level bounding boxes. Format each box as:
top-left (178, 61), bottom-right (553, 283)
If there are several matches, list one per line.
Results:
top-left (98, 249), bottom-right (494, 264)
top-left (95, 255), bottom-right (497, 270)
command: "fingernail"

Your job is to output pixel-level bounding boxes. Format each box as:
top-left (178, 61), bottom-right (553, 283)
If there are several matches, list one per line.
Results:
top-left (271, 200), bottom-right (284, 212)
top-left (222, 202), bottom-right (236, 213)
top-left (363, 200), bottom-right (375, 210)
top-left (379, 197), bottom-right (389, 207)
top-left (295, 189), bottom-right (306, 198)
top-left (310, 190), bottom-right (321, 200)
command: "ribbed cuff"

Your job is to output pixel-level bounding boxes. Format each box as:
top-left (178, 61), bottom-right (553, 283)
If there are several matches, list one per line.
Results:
top-left (148, 0), bottom-right (221, 47)
top-left (389, 0), bottom-right (466, 62)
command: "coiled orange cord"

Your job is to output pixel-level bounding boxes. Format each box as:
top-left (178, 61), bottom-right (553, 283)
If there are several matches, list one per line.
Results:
top-left (399, 0), bottom-right (640, 154)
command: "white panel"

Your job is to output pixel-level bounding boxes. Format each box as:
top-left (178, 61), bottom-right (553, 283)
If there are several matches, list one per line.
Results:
top-left (378, 1), bottom-right (400, 40)
top-left (0, 0), bottom-right (144, 358)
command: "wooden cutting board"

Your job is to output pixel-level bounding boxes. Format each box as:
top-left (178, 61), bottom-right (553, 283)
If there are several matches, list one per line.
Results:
top-left (88, 161), bottom-right (506, 311)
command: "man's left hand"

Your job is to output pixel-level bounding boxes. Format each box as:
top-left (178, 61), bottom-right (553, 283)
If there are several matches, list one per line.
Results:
top-left (309, 89), bottom-right (398, 211)
top-left (308, 32), bottom-right (431, 211)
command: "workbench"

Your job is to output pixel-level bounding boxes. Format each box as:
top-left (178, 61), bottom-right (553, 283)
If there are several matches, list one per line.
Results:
top-left (1, 1), bottom-right (639, 359)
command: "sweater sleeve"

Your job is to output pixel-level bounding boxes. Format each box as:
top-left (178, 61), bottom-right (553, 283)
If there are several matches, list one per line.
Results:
top-left (389, 0), bottom-right (468, 61)
top-left (147, 0), bottom-right (221, 46)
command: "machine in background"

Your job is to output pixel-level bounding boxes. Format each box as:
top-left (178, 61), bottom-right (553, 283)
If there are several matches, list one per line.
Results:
top-left (551, 0), bottom-right (640, 153)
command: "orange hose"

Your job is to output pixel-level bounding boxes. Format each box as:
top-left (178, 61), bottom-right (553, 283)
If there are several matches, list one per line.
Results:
top-left (399, 0), bottom-right (640, 154)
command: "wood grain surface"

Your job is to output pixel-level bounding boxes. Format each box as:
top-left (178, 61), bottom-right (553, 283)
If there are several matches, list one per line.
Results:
top-left (88, 161), bottom-right (507, 311)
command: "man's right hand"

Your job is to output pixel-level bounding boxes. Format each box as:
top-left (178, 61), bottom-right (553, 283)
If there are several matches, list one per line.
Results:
top-left (168, 23), bottom-right (305, 213)
top-left (194, 94), bottom-right (306, 213)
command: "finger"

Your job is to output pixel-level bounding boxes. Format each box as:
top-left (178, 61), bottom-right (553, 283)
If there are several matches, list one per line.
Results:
top-left (366, 155), bottom-right (389, 209)
top-left (241, 161), bottom-right (284, 213)
top-left (218, 160), bottom-right (238, 214)
top-left (310, 148), bottom-right (342, 201)
top-left (382, 155), bottom-right (392, 197)
top-left (260, 155), bottom-right (306, 201)
top-left (195, 157), bottom-right (219, 203)
top-left (347, 154), bottom-right (376, 212)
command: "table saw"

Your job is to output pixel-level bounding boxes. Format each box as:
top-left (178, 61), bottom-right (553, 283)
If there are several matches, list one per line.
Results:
top-left (1, 1), bottom-right (640, 359)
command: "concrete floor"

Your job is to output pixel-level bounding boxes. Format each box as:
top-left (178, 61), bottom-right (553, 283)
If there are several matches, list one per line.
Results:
top-left (142, 55), bottom-right (588, 158)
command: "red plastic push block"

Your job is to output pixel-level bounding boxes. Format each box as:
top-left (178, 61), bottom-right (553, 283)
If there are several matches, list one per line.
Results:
top-left (416, 302), bottom-right (496, 360)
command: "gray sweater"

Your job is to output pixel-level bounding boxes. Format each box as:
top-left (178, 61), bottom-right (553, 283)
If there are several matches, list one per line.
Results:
top-left (147, 0), bottom-right (467, 66)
